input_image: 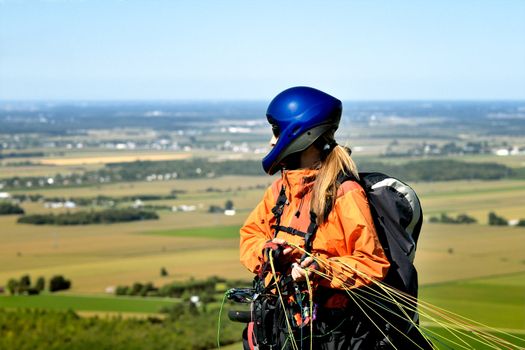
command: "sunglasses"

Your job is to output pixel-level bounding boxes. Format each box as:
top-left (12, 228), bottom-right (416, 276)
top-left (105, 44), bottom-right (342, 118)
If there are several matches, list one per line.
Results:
top-left (271, 124), bottom-right (280, 138)
top-left (267, 116), bottom-right (280, 138)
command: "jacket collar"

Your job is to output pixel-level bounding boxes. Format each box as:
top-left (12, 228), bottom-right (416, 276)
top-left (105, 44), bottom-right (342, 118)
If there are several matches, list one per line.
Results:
top-left (282, 168), bottom-right (318, 198)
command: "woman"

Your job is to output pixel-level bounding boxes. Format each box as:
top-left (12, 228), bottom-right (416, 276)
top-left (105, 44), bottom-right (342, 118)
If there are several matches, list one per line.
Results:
top-left (239, 87), bottom-right (391, 349)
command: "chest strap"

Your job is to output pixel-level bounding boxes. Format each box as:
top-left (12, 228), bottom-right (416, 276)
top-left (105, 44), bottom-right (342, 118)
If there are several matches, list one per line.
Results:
top-left (271, 225), bottom-right (307, 238)
top-left (270, 184), bottom-right (319, 259)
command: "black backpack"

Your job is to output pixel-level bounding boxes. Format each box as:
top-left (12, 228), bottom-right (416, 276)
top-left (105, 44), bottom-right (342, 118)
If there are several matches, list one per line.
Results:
top-left (340, 172), bottom-right (430, 349)
top-left (352, 172), bottom-right (422, 297)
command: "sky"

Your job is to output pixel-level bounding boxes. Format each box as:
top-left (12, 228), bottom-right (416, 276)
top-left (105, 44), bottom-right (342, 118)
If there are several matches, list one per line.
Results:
top-left (0, 0), bottom-right (524, 101)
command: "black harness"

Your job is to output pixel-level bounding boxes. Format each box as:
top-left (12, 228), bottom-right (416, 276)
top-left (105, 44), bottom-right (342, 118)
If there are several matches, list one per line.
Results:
top-left (229, 182), bottom-right (322, 350)
top-left (269, 184), bottom-right (318, 262)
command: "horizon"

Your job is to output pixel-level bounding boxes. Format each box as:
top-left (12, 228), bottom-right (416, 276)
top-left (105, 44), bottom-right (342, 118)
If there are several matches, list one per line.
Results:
top-left (1, 98), bottom-right (525, 104)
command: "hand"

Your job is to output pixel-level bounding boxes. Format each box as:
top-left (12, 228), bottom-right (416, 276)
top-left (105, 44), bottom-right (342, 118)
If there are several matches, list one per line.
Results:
top-left (263, 238), bottom-right (293, 268)
top-left (271, 238), bottom-right (293, 255)
top-left (291, 256), bottom-right (320, 282)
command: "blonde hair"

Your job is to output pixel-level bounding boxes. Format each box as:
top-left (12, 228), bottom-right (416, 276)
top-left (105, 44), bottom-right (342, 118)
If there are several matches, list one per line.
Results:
top-left (311, 144), bottom-right (359, 224)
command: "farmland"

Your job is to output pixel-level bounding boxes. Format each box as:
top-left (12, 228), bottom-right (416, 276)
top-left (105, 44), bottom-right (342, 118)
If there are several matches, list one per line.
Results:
top-left (2, 156), bottom-right (525, 349)
top-left (1, 101), bottom-right (525, 348)
top-left (37, 152), bottom-right (192, 166)
top-left (1, 172), bottom-right (524, 316)
top-left (420, 272), bottom-right (525, 330)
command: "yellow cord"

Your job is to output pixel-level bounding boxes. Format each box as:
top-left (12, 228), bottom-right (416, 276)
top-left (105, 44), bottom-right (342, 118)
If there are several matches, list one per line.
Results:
top-left (283, 242), bottom-right (525, 350)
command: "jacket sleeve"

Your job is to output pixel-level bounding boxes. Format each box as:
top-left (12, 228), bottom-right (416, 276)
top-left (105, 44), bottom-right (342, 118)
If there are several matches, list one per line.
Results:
top-left (239, 186), bottom-right (276, 273)
top-left (319, 186), bottom-right (390, 290)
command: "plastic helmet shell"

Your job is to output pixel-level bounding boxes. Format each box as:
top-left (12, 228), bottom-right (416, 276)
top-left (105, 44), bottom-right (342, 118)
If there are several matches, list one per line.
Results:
top-left (262, 86), bottom-right (342, 175)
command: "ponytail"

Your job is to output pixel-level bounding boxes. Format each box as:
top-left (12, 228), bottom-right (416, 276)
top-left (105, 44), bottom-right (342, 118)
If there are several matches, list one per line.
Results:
top-left (311, 145), bottom-right (359, 224)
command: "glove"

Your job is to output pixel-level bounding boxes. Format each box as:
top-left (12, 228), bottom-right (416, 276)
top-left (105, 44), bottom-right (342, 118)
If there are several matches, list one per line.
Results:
top-left (262, 238), bottom-right (292, 271)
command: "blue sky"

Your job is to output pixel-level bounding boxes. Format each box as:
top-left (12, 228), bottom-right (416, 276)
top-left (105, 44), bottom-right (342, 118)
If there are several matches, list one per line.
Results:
top-left (1, 0), bottom-right (524, 100)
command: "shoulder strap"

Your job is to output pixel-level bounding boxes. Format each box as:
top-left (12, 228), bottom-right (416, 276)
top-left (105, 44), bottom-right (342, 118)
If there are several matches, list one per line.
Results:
top-left (271, 185), bottom-right (287, 238)
top-left (301, 211), bottom-right (318, 261)
top-left (318, 171), bottom-right (358, 219)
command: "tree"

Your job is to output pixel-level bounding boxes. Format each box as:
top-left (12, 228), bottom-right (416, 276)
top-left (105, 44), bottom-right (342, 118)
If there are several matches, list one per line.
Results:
top-left (7, 278), bottom-right (18, 295)
top-left (115, 286), bottom-right (129, 296)
top-left (224, 200), bottom-right (234, 210)
top-left (429, 213), bottom-right (477, 224)
top-left (0, 202), bottom-right (25, 215)
top-left (456, 214), bottom-right (477, 224)
top-left (18, 208), bottom-right (159, 226)
top-left (35, 276), bottom-right (45, 292)
top-left (49, 275), bottom-right (71, 292)
top-left (129, 282), bottom-right (143, 296)
top-left (488, 212), bottom-right (507, 226)
top-left (19, 274), bottom-right (31, 294)
top-left (440, 213), bottom-right (455, 224)
top-left (139, 282), bottom-right (156, 297)
top-left (160, 267), bottom-right (169, 277)
top-left (208, 205), bottom-right (223, 213)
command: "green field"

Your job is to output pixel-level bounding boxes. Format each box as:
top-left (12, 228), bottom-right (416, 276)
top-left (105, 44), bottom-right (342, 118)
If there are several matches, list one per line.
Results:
top-left (142, 225), bottom-right (241, 239)
top-left (420, 272), bottom-right (525, 330)
top-left (423, 327), bottom-right (525, 350)
top-left (0, 294), bottom-right (177, 314)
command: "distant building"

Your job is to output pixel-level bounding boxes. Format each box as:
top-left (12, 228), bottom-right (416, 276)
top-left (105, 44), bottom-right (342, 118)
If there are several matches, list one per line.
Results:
top-left (172, 205), bottom-right (197, 212)
top-left (44, 201), bottom-right (76, 209)
top-left (495, 148), bottom-right (510, 156)
top-left (132, 199), bottom-right (144, 208)
top-left (224, 209), bottom-right (236, 216)
top-left (64, 201), bottom-right (76, 209)
top-left (0, 192), bottom-right (10, 199)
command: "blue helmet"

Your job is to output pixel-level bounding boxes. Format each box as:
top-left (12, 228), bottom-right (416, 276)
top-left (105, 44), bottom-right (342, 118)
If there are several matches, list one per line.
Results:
top-left (262, 86), bottom-right (342, 175)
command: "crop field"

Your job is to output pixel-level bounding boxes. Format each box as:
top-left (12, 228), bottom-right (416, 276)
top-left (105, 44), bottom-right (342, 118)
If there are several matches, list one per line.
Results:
top-left (2, 175), bottom-right (525, 293)
top-left (412, 179), bottom-right (525, 222)
top-left (37, 152), bottom-right (192, 165)
top-left (1, 164), bottom-right (525, 349)
top-left (420, 272), bottom-right (525, 330)
top-left (419, 273), bottom-right (525, 349)
top-left (0, 163), bottom-right (103, 179)
top-left (0, 217), bottom-right (249, 293)
top-left (416, 223), bottom-right (525, 285)
top-left (143, 225), bottom-right (241, 239)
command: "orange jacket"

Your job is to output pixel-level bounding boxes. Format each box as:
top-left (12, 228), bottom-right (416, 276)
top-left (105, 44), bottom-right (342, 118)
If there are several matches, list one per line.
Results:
top-left (240, 168), bottom-right (389, 291)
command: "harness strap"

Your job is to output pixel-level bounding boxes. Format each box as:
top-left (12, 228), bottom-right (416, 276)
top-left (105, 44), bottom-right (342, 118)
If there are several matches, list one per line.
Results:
top-left (270, 181), bottom-right (319, 260)
top-left (301, 211), bottom-right (318, 261)
top-left (270, 225), bottom-right (307, 237)
top-left (271, 185), bottom-right (287, 238)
